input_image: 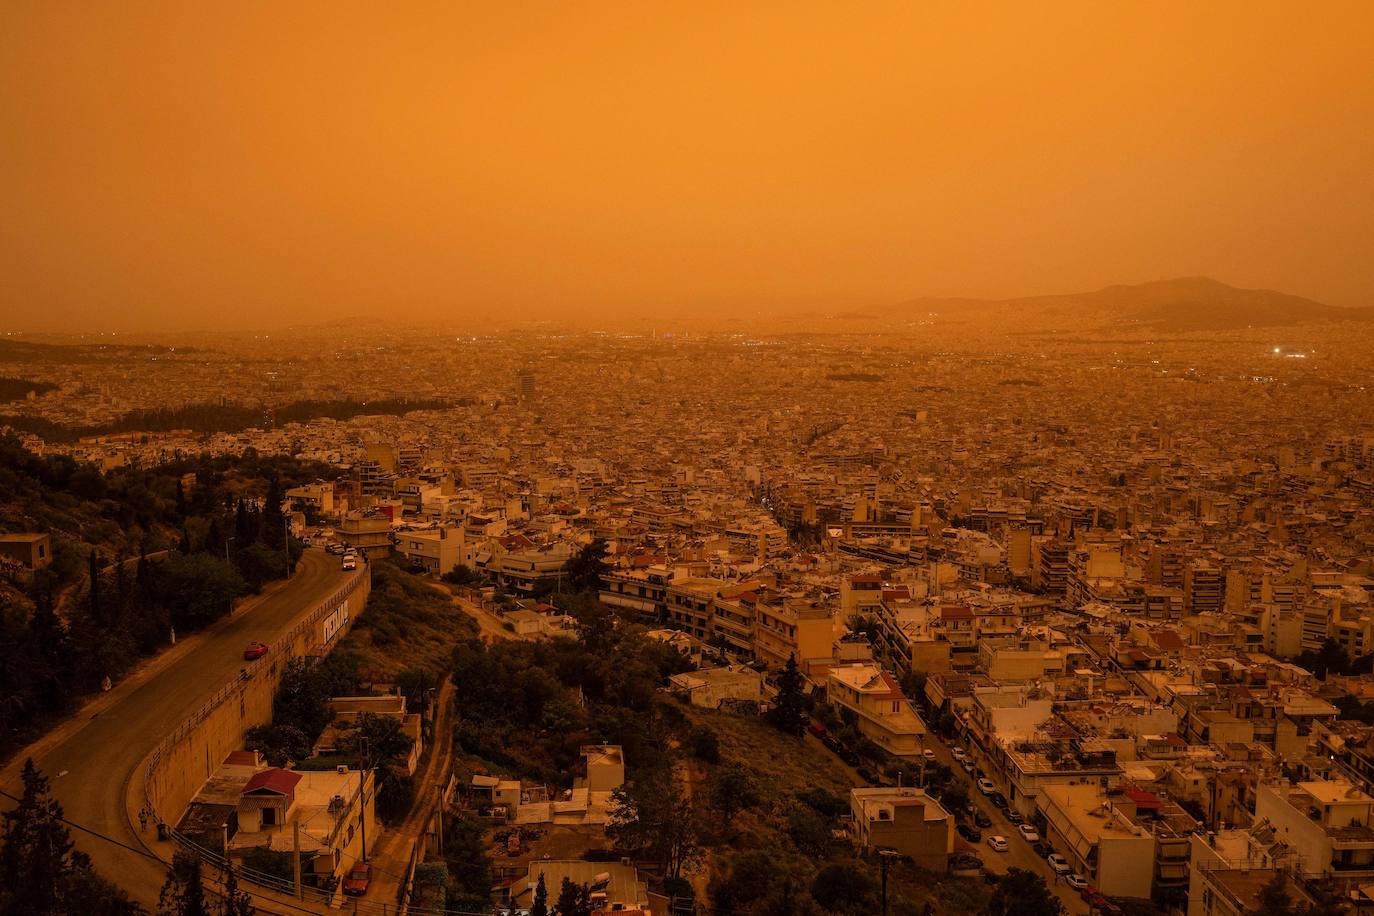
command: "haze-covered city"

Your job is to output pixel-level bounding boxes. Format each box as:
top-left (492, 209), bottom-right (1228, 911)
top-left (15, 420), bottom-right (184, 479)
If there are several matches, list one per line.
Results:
top-left (4, 4), bottom-right (1374, 916)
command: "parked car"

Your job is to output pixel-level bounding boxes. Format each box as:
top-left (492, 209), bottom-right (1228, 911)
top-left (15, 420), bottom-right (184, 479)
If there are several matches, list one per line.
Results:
top-left (1005, 810), bottom-right (1025, 825)
top-left (960, 758), bottom-right (976, 774)
top-left (807, 721), bottom-right (828, 739)
top-left (342, 863), bottom-right (371, 896)
top-left (242, 641), bottom-right (269, 661)
top-left (989, 793), bottom-right (1009, 811)
top-left (974, 811), bottom-right (992, 828)
top-left (1017, 824), bottom-right (1040, 843)
top-left (980, 869), bottom-right (1000, 885)
top-left (957, 823), bottom-right (982, 842)
top-left (986, 835), bottom-right (1008, 852)
top-left (922, 748), bottom-right (937, 761)
top-left (950, 853), bottom-right (983, 870)
top-left (976, 778), bottom-right (996, 794)
top-left (1047, 854), bottom-right (1072, 875)
top-left (1032, 841), bottom-right (1051, 858)
top-left (950, 748), bottom-right (967, 762)
top-left (1065, 874), bottom-right (1089, 890)
top-left (326, 543), bottom-right (346, 555)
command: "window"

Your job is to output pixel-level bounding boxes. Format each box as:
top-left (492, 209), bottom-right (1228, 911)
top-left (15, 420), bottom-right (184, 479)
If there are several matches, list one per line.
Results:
top-left (262, 806), bottom-right (277, 826)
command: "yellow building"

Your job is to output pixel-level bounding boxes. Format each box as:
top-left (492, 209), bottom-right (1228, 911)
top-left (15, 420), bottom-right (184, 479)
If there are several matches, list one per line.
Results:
top-left (826, 663), bottom-right (927, 758)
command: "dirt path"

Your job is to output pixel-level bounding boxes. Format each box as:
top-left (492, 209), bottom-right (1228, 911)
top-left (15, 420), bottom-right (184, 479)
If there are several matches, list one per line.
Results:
top-left (424, 582), bottom-right (530, 644)
top-left (365, 677), bottom-right (458, 907)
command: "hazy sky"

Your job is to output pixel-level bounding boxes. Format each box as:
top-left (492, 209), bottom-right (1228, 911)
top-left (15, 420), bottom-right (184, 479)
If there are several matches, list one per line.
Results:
top-left (3, 1), bottom-right (1373, 332)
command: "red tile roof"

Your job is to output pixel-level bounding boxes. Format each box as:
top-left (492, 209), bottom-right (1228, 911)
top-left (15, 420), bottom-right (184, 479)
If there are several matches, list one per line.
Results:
top-left (242, 768), bottom-right (302, 797)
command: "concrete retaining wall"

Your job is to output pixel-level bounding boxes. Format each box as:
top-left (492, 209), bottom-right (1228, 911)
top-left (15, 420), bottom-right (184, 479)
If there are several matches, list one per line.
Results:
top-left (144, 567), bottom-right (371, 825)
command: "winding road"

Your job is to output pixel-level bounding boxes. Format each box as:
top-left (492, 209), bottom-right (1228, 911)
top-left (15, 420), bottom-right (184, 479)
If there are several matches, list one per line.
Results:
top-left (0, 549), bottom-right (351, 910)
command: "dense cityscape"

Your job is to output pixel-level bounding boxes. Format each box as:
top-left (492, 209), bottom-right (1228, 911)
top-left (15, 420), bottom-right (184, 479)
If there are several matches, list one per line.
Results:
top-left (4, 3), bottom-right (1373, 915)
top-left (2, 295), bottom-right (1373, 915)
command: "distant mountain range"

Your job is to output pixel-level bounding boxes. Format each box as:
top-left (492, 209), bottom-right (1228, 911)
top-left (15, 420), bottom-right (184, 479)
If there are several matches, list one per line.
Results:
top-left (892, 277), bottom-right (1373, 332)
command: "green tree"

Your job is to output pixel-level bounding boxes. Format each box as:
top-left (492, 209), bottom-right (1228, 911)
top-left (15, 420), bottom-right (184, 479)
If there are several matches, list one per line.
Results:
top-left (395, 667), bottom-right (437, 714)
top-left (985, 868), bottom-right (1060, 916)
top-left (348, 712), bottom-right (416, 764)
top-left (442, 563), bottom-right (479, 586)
top-left (553, 877), bottom-right (591, 916)
top-left (531, 872), bottom-right (549, 916)
top-left (157, 852), bottom-right (210, 916)
top-left (1254, 871), bottom-right (1296, 916)
top-left (810, 863), bottom-right (877, 914)
top-left (243, 724), bottom-right (312, 768)
top-left (0, 759), bottom-right (138, 914)
top-left (219, 865), bottom-right (255, 916)
top-left (271, 658), bottom-right (332, 741)
top-left (787, 808), bottom-right (833, 857)
top-left (564, 538), bottom-right (609, 594)
top-left (941, 778), bottom-right (970, 814)
top-left (689, 727), bottom-right (721, 764)
top-left (606, 764), bottom-right (701, 879)
top-left (443, 815), bottom-right (491, 898)
top-left (766, 654), bottom-right (808, 736)
top-left (152, 553), bottom-right (247, 630)
top-left (710, 763), bottom-right (762, 828)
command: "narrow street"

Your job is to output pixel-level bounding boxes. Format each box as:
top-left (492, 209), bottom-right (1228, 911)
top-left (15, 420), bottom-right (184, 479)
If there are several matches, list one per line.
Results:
top-left (919, 725), bottom-right (1089, 915)
top-left (364, 678), bottom-right (458, 908)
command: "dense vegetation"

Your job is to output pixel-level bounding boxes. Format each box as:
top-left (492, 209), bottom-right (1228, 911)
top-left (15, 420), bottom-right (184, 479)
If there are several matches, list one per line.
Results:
top-left (0, 397), bottom-right (454, 442)
top-left (0, 377), bottom-right (58, 404)
top-left (245, 559), bottom-right (473, 828)
top-left (0, 759), bottom-right (143, 915)
top-left (343, 558), bottom-right (482, 678)
top-left (0, 434), bottom-right (324, 759)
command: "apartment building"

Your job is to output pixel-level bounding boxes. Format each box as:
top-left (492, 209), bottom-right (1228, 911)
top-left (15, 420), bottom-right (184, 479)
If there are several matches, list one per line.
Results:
top-left (826, 663), bottom-right (926, 758)
top-left (1038, 783), bottom-right (1155, 898)
top-left (754, 597), bottom-right (833, 670)
top-left (849, 786), bottom-right (953, 871)
top-left (392, 525), bottom-right (471, 575)
top-left (1254, 780), bottom-right (1374, 881)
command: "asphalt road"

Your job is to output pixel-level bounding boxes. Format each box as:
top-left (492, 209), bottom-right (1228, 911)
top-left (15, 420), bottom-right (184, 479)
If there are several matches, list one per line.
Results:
top-left (921, 726), bottom-right (1089, 915)
top-left (1, 549), bottom-right (350, 909)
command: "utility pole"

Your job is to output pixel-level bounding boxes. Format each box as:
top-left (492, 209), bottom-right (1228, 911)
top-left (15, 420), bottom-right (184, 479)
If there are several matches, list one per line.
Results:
top-left (293, 821), bottom-right (302, 899)
top-left (358, 739), bottom-right (369, 862)
top-left (878, 848), bottom-right (900, 916)
top-left (435, 784), bottom-right (445, 855)
top-left (284, 516), bottom-right (292, 578)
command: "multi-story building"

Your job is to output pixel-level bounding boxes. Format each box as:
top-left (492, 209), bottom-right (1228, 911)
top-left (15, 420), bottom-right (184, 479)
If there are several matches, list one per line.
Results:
top-left (1038, 783), bottom-right (1155, 898)
top-left (1254, 780), bottom-right (1374, 883)
top-left (849, 787), bottom-right (953, 871)
top-left (826, 663), bottom-right (927, 758)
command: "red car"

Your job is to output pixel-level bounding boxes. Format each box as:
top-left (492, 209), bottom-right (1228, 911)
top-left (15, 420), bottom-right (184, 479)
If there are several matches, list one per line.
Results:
top-left (243, 641), bottom-right (269, 661)
top-left (342, 863), bottom-right (371, 896)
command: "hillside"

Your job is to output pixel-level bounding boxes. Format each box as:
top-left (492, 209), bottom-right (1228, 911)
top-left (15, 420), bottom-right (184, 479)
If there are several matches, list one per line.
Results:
top-left (892, 276), bottom-right (1372, 332)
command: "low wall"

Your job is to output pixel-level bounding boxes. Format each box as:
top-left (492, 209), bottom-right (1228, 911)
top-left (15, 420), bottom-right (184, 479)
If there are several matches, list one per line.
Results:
top-left (143, 566), bottom-right (371, 828)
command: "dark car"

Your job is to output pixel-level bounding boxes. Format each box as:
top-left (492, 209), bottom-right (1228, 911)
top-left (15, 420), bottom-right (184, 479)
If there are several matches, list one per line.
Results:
top-left (342, 863), bottom-right (371, 896)
top-left (989, 793), bottom-right (1009, 810)
top-left (242, 641), bottom-right (269, 661)
top-left (950, 853), bottom-right (983, 870)
top-left (981, 869), bottom-right (1000, 885)
top-left (1032, 841), bottom-right (1051, 858)
top-left (974, 811), bottom-right (992, 828)
top-left (1005, 811), bottom-right (1024, 826)
top-left (957, 823), bottom-right (982, 842)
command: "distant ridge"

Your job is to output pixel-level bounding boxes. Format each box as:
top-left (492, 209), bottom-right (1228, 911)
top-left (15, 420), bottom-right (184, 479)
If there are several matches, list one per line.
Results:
top-left (893, 277), bottom-right (1373, 332)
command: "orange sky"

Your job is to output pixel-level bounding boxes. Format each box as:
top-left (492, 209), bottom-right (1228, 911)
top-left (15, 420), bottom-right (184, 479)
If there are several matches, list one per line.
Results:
top-left (2, 1), bottom-right (1372, 331)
